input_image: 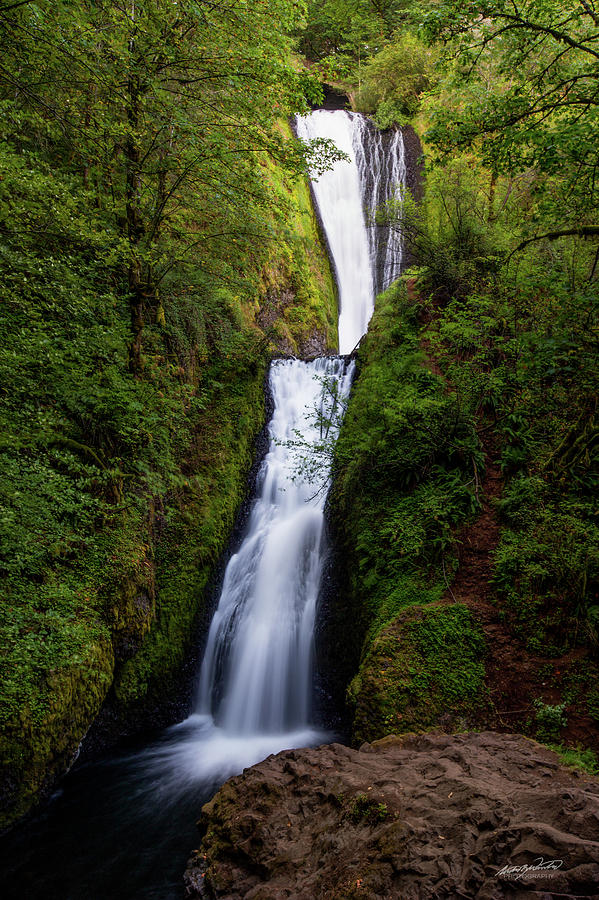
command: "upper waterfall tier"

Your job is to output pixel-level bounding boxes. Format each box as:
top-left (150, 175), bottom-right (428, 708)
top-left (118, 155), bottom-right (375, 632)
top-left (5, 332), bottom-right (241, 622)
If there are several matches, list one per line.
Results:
top-left (295, 110), bottom-right (407, 352)
top-left (296, 111), bottom-right (374, 354)
top-left (352, 116), bottom-right (406, 296)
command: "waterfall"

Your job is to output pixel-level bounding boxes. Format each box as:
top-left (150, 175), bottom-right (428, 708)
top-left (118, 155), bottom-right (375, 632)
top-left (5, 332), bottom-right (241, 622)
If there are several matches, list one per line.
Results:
top-left (295, 111), bottom-right (374, 354)
top-left (197, 357), bottom-right (354, 734)
top-left (0, 109), bottom-right (410, 900)
top-left (146, 110), bottom-right (404, 781)
top-left (296, 109), bottom-right (407, 333)
top-left (353, 117), bottom-right (407, 296)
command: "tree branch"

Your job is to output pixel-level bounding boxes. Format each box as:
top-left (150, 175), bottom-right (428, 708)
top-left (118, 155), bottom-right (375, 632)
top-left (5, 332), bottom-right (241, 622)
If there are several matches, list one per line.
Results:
top-left (508, 226), bottom-right (599, 259)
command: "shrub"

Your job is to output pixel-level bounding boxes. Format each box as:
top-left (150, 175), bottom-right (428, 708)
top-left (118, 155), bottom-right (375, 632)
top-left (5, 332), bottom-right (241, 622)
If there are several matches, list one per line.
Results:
top-left (356, 33), bottom-right (436, 127)
top-left (533, 700), bottom-right (567, 742)
top-left (346, 793), bottom-right (389, 825)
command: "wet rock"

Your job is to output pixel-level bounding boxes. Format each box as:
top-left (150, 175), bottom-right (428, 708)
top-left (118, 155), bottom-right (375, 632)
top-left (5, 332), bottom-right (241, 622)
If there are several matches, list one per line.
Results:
top-left (185, 731), bottom-right (599, 899)
top-left (315, 85), bottom-right (351, 111)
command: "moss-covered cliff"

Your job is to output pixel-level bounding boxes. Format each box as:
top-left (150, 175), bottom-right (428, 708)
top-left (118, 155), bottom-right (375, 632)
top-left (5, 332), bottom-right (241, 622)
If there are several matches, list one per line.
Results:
top-left (257, 122), bottom-right (339, 357)
top-left (331, 263), bottom-right (599, 756)
top-left (0, 144), bottom-right (337, 831)
top-left (329, 280), bottom-right (487, 743)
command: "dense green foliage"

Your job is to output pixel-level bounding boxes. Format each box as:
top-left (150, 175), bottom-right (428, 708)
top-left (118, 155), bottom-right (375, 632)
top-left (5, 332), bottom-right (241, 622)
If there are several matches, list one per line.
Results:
top-left (404, 2), bottom-right (599, 680)
top-left (325, 0), bottom-right (599, 739)
top-left (401, 160), bottom-right (599, 660)
top-left (422, 0), bottom-right (599, 227)
top-left (299, 0), bottom-right (435, 118)
top-left (549, 743), bottom-right (599, 776)
top-left (334, 227), bottom-right (598, 741)
top-left (330, 281), bottom-right (487, 741)
top-left (355, 33), bottom-right (435, 127)
top-left (332, 282), bottom-right (481, 627)
top-left (298, 0), bottom-right (408, 68)
top-left (0, 0), bottom-right (339, 827)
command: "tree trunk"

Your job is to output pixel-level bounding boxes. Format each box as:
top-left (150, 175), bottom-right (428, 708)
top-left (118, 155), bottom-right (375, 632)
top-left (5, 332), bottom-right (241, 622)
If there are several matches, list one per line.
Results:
top-left (124, 51), bottom-right (147, 373)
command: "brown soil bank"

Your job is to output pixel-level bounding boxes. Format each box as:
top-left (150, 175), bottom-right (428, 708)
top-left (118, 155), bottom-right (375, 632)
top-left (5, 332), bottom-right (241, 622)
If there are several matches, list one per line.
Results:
top-left (185, 731), bottom-right (599, 900)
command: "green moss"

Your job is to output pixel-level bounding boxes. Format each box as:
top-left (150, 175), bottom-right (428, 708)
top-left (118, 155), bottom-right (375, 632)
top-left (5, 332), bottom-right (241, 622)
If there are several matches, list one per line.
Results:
top-left (547, 743), bottom-right (599, 776)
top-left (257, 121), bottom-right (338, 355)
top-left (349, 603), bottom-right (486, 745)
top-left (493, 480), bottom-right (599, 655)
top-left (345, 793), bottom-right (389, 825)
top-left (532, 700), bottom-right (567, 742)
top-left (0, 328), bottom-right (271, 827)
top-left (330, 278), bottom-right (485, 742)
top-left (112, 362), bottom-right (267, 711)
top-left (0, 635), bottom-right (114, 830)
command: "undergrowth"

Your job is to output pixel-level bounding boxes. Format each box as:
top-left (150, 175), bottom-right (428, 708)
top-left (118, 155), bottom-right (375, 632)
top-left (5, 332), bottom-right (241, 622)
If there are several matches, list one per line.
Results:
top-left (331, 279), bottom-right (486, 742)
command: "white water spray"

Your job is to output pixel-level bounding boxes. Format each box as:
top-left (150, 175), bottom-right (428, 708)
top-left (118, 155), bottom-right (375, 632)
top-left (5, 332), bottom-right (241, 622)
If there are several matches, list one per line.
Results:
top-left (296, 109), bottom-right (407, 339)
top-left (197, 357), bottom-right (353, 736)
top-left (353, 117), bottom-right (407, 294)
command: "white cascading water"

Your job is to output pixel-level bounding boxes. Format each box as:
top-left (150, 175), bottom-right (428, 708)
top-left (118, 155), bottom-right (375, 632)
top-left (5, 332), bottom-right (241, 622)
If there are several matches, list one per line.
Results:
top-left (141, 109), bottom-right (405, 788)
top-left (295, 111), bottom-right (374, 354)
top-left (353, 118), bottom-right (407, 295)
top-left (197, 356), bottom-right (354, 735)
top-left (296, 109), bottom-right (407, 325)
top-left (139, 358), bottom-right (353, 791)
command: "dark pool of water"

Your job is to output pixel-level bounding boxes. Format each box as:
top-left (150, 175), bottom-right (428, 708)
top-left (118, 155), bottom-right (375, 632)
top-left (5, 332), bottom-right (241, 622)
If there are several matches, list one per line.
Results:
top-left (0, 728), bottom-right (213, 899)
top-left (0, 716), bottom-right (329, 899)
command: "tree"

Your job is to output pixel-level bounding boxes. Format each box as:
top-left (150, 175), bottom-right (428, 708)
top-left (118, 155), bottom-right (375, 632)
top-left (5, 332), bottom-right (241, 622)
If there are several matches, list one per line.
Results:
top-left (421, 0), bottom-right (599, 243)
top-left (355, 31), bottom-right (436, 126)
top-left (0, 0), bottom-right (327, 369)
top-left (298, 0), bottom-right (410, 71)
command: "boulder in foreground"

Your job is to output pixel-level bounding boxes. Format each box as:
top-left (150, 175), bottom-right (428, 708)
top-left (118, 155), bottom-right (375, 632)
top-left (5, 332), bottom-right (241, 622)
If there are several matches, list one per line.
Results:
top-left (185, 731), bottom-right (599, 899)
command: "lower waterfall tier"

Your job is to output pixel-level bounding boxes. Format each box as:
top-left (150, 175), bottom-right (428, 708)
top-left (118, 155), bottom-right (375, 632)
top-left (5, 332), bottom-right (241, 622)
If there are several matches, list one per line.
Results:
top-left (197, 357), bottom-right (354, 735)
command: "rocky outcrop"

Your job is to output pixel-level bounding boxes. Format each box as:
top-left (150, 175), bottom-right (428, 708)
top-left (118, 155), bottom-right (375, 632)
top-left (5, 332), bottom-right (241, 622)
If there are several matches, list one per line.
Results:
top-left (185, 731), bottom-right (599, 899)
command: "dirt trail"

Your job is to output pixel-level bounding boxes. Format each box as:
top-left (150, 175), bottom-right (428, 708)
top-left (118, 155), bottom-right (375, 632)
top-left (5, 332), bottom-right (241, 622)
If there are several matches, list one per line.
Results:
top-left (447, 431), bottom-right (599, 751)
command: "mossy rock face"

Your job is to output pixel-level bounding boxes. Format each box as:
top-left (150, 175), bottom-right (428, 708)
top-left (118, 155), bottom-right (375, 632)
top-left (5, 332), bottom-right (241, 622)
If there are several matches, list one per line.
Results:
top-left (1, 345), bottom-right (266, 831)
top-left (109, 543), bottom-right (157, 664)
top-left (328, 279), bottom-right (486, 744)
top-left (110, 367), bottom-right (268, 721)
top-left (256, 121), bottom-right (338, 357)
top-left (348, 603), bottom-right (487, 745)
top-left (0, 637), bottom-right (113, 831)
